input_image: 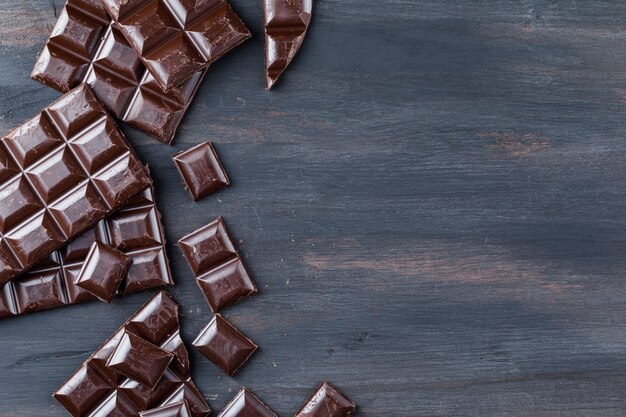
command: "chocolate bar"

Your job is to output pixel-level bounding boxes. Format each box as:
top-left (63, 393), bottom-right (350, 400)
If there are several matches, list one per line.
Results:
top-left (0, 84), bottom-right (152, 284)
top-left (192, 314), bottom-right (257, 375)
top-left (32, 0), bottom-right (207, 144)
top-left (294, 381), bottom-right (356, 417)
top-left (100, 0), bottom-right (251, 91)
top-left (178, 217), bottom-right (257, 312)
top-left (264, 0), bottom-right (312, 89)
top-left (75, 242), bottom-right (132, 303)
top-left (140, 401), bottom-right (192, 417)
top-left (172, 141), bottom-right (230, 201)
top-left (0, 188), bottom-right (172, 318)
top-left (54, 291), bottom-right (211, 417)
top-left (217, 388), bottom-right (276, 417)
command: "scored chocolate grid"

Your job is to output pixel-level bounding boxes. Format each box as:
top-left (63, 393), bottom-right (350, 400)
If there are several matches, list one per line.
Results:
top-left (0, 85), bottom-right (151, 283)
top-left (54, 291), bottom-right (211, 417)
top-left (32, 0), bottom-right (206, 144)
top-left (0, 188), bottom-right (172, 318)
top-left (102, 0), bottom-right (249, 90)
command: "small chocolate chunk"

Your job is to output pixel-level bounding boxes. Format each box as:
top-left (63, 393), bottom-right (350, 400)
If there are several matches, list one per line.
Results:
top-left (107, 329), bottom-right (174, 389)
top-left (140, 401), bottom-right (192, 417)
top-left (178, 217), bottom-right (257, 312)
top-left (216, 388), bottom-right (277, 417)
top-left (75, 242), bottom-right (131, 303)
top-left (295, 381), bottom-right (356, 417)
top-left (172, 141), bottom-right (230, 201)
top-left (264, 0), bottom-right (313, 89)
top-left (192, 314), bottom-right (257, 376)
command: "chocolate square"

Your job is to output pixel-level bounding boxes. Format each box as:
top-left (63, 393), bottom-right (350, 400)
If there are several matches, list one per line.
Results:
top-left (172, 141), bottom-right (230, 201)
top-left (192, 314), bottom-right (257, 376)
top-left (75, 242), bottom-right (132, 303)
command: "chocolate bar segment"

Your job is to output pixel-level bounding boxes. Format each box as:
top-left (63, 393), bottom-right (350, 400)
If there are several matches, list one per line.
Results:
top-left (0, 188), bottom-right (172, 319)
top-left (264, 0), bottom-right (312, 89)
top-left (32, 0), bottom-right (207, 144)
top-left (140, 401), bottom-right (192, 417)
top-left (76, 242), bottom-right (131, 303)
top-left (54, 291), bottom-right (211, 417)
top-left (192, 314), bottom-right (257, 376)
top-left (216, 388), bottom-right (277, 417)
top-left (107, 329), bottom-right (174, 389)
top-left (178, 217), bottom-right (257, 312)
top-left (294, 381), bottom-right (356, 417)
top-left (172, 141), bottom-right (230, 201)
top-left (100, 0), bottom-right (251, 91)
top-left (0, 84), bottom-right (151, 284)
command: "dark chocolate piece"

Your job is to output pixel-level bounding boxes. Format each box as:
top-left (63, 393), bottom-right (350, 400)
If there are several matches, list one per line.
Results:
top-left (100, 0), bottom-right (251, 91)
top-left (294, 381), bottom-right (356, 417)
top-left (192, 314), bottom-right (257, 376)
top-left (0, 188), bottom-right (172, 319)
top-left (178, 217), bottom-right (257, 312)
top-left (140, 401), bottom-right (192, 417)
top-left (32, 0), bottom-right (207, 145)
top-left (76, 242), bottom-right (131, 303)
top-left (216, 388), bottom-right (277, 417)
top-left (264, 0), bottom-right (312, 89)
top-left (107, 329), bottom-right (174, 389)
top-left (0, 84), bottom-right (151, 285)
top-left (54, 291), bottom-right (211, 417)
top-left (172, 141), bottom-right (230, 201)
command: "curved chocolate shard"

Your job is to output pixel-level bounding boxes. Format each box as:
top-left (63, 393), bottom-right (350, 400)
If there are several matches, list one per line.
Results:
top-left (264, 0), bottom-right (313, 90)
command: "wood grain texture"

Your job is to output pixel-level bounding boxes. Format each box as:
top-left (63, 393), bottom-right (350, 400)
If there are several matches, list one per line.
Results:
top-left (1, 0), bottom-right (626, 416)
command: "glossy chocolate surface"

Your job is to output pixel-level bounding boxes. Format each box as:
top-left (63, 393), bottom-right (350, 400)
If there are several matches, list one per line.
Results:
top-left (31, 0), bottom-right (207, 144)
top-left (264, 0), bottom-right (312, 89)
top-left (54, 291), bottom-right (211, 417)
top-left (0, 188), bottom-right (172, 319)
top-left (107, 329), bottom-right (174, 389)
top-left (172, 141), bottom-right (230, 201)
top-left (216, 388), bottom-right (277, 417)
top-left (192, 314), bottom-right (257, 376)
top-left (140, 401), bottom-right (192, 417)
top-left (76, 242), bottom-right (131, 303)
top-left (294, 381), bottom-right (356, 417)
top-left (100, 0), bottom-right (251, 91)
top-left (0, 84), bottom-right (151, 284)
top-left (178, 217), bottom-right (257, 312)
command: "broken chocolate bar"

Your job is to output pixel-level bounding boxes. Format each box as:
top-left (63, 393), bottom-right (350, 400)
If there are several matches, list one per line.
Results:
top-left (0, 188), bottom-right (172, 319)
top-left (100, 0), bottom-right (251, 91)
top-left (178, 217), bottom-right (257, 312)
top-left (0, 83), bottom-right (151, 284)
top-left (32, 0), bottom-right (207, 144)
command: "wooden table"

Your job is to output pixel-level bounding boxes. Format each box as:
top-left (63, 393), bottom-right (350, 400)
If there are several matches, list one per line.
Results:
top-left (1, 1), bottom-right (625, 416)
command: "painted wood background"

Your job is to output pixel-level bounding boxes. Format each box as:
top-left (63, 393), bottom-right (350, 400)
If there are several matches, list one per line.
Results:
top-left (1, 1), bottom-right (626, 416)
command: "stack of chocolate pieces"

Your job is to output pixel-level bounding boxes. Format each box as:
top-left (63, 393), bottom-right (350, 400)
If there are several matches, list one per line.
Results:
top-left (54, 291), bottom-right (211, 416)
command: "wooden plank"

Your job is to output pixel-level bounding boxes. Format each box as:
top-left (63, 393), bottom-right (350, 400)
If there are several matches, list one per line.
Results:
top-left (0, 0), bottom-right (626, 416)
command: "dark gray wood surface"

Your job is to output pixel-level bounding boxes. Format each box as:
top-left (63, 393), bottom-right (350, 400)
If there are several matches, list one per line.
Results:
top-left (1, 1), bottom-right (626, 416)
